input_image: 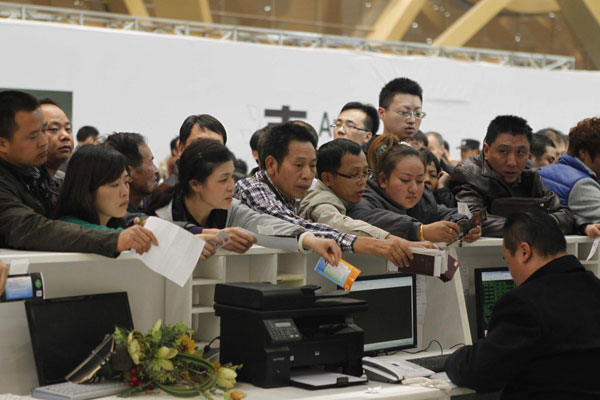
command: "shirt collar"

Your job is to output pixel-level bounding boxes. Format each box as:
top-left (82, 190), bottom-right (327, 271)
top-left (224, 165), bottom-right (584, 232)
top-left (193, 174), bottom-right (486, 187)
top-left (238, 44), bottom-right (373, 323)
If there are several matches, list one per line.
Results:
top-left (256, 169), bottom-right (299, 211)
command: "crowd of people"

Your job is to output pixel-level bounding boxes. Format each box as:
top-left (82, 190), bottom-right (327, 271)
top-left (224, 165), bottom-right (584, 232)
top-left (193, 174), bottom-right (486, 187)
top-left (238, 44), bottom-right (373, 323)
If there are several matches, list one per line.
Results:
top-left (2, 75), bottom-right (600, 398)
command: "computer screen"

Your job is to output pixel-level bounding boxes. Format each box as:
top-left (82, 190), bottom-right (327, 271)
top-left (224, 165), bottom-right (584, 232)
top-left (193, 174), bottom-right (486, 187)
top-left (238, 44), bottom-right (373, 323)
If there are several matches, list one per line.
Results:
top-left (25, 292), bottom-right (134, 386)
top-left (474, 267), bottom-right (516, 339)
top-left (345, 272), bottom-right (416, 353)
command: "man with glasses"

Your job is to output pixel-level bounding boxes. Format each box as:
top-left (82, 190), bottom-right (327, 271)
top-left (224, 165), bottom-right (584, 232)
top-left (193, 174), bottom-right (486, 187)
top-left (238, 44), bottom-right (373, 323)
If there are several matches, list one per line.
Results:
top-left (378, 77), bottom-right (426, 142)
top-left (300, 139), bottom-right (432, 251)
top-left (331, 102), bottom-right (378, 150)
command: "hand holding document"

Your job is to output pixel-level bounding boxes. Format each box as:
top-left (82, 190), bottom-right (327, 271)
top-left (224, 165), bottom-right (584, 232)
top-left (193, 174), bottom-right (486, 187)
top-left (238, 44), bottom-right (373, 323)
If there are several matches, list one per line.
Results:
top-left (388, 247), bottom-right (459, 282)
top-left (314, 257), bottom-right (361, 291)
top-left (131, 217), bottom-right (205, 287)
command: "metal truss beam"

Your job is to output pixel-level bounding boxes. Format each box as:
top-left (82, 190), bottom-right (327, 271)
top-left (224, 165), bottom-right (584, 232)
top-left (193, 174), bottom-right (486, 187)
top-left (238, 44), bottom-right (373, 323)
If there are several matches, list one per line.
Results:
top-left (0, 2), bottom-right (574, 71)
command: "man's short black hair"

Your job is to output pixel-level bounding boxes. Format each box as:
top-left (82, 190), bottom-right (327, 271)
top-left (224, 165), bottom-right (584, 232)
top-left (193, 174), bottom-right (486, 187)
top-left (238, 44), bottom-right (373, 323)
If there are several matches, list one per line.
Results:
top-left (410, 130), bottom-right (428, 147)
top-left (250, 125), bottom-right (270, 152)
top-left (419, 148), bottom-right (441, 174)
top-left (76, 126), bottom-right (99, 143)
top-left (340, 102), bottom-right (380, 134)
top-left (179, 114), bottom-right (227, 145)
top-left (503, 210), bottom-right (566, 257)
top-left (102, 132), bottom-right (146, 169)
top-left (484, 115), bottom-right (533, 145)
top-left (530, 133), bottom-right (555, 160)
top-left (379, 77), bottom-right (423, 108)
top-left (39, 98), bottom-right (58, 107)
top-left (259, 121), bottom-right (318, 168)
top-left (0, 90), bottom-right (40, 139)
top-left (317, 139), bottom-right (363, 180)
top-left (170, 136), bottom-right (178, 152)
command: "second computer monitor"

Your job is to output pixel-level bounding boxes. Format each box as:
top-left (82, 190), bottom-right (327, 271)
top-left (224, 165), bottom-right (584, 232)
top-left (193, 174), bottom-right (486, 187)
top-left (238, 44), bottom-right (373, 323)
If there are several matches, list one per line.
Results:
top-left (345, 272), bottom-right (416, 354)
top-left (474, 267), bottom-right (516, 339)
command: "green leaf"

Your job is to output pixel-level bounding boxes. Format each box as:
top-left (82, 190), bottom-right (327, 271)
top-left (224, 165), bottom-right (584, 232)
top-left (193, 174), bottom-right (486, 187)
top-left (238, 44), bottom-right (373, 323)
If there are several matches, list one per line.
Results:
top-left (155, 382), bottom-right (200, 398)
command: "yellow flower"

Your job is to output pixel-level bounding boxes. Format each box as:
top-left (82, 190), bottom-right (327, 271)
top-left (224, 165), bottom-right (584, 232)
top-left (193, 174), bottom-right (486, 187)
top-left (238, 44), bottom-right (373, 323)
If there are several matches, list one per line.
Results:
top-left (216, 366), bottom-right (237, 389)
top-left (229, 391), bottom-right (247, 400)
top-left (127, 332), bottom-right (142, 365)
top-left (179, 334), bottom-right (196, 354)
top-left (155, 346), bottom-right (178, 371)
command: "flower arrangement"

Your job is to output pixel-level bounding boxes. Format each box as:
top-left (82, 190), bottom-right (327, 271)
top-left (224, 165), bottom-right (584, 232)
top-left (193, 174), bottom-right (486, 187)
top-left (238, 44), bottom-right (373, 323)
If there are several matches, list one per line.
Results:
top-left (101, 320), bottom-right (245, 399)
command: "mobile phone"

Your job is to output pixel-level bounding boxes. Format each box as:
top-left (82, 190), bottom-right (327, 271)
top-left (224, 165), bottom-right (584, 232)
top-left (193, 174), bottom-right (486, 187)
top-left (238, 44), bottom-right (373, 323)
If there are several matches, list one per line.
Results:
top-left (457, 210), bottom-right (487, 238)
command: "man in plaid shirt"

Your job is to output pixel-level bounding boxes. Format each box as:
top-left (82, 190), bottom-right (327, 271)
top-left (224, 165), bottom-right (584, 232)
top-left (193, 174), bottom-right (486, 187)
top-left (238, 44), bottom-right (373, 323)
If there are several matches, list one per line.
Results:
top-left (234, 121), bottom-right (433, 267)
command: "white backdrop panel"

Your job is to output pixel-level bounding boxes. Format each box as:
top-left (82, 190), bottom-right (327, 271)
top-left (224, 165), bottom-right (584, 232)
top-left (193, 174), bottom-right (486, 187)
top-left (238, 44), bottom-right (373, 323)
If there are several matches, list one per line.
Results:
top-left (1, 19), bottom-right (599, 167)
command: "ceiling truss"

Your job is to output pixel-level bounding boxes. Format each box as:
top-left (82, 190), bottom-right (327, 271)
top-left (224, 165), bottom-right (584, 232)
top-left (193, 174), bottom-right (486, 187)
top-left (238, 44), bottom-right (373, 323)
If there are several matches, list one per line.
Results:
top-left (0, 1), bottom-right (574, 70)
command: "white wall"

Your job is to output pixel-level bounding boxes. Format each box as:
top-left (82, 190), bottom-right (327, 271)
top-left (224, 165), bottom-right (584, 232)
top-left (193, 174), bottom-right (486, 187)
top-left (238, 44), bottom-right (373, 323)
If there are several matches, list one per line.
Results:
top-left (1, 18), bottom-right (599, 167)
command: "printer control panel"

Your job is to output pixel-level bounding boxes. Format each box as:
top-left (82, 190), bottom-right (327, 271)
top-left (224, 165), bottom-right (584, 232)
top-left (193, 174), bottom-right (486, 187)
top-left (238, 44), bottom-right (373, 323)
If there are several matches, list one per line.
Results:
top-left (264, 318), bottom-right (302, 343)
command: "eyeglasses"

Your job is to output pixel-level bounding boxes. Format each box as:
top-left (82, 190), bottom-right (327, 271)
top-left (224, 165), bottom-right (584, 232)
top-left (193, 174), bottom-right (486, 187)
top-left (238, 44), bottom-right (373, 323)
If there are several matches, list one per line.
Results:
top-left (389, 109), bottom-right (427, 120)
top-left (335, 169), bottom-right (373, 183)
top-left (330, 123), bottom-right (369, 133)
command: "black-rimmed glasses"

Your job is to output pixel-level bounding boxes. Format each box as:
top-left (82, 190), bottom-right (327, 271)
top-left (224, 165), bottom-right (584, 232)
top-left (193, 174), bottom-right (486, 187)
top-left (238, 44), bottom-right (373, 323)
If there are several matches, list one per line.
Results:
top-left (335, 169), bottom-right (373, 183)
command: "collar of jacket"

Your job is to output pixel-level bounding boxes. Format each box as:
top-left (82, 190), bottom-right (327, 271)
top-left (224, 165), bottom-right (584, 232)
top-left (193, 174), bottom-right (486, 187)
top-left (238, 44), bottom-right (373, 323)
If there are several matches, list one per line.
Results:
top-left (255, 169), bottom-right (299, 211)
top-left (365, 178), bottom-right (410, 211)
top-left (313, 179), bottom-right (352, 209)
top-left (558, 154), bottom-right (599, 181)
top-left (521, 254), bottom-right (584, 286)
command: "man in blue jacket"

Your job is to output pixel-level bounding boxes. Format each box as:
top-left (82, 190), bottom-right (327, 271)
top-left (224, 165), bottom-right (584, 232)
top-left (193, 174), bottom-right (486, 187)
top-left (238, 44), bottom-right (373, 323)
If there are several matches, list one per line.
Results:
top-left (539, 117), bottom-right (600, 237)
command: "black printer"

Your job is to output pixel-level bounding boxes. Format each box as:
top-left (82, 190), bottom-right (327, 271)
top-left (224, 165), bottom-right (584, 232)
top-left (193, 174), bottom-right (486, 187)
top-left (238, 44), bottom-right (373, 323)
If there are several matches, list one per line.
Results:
top-left (214, 282), bottom-right (367, 388)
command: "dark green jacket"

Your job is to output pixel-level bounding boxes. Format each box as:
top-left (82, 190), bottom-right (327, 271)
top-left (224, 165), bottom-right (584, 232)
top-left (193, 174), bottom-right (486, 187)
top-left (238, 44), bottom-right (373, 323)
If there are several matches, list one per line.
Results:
top-left (0, 158), bottom-right (120, 257)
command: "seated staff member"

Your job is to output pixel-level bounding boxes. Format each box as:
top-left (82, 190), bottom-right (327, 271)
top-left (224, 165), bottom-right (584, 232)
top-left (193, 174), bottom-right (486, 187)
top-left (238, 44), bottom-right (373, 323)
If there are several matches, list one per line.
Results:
top-left (146, 139), bottom-right (341, 264)
top-left (446, 210), bottom-right (600, 399)
top-left (234, 121), bottom-right (424, 268)
top-left (0, 90), bottom-right (154, 256)
top-left (449, 115), bottom-right (573, 237)
top-left (299, 139), bottom-right (435, 249)
top-left (53, 145), bottom-right (159, 254)
top-left (349, 136), bottom-right (481, 243)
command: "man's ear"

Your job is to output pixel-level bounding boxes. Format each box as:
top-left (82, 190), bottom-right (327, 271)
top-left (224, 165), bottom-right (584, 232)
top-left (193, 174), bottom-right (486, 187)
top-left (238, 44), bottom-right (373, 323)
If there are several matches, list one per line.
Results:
top-left (528, 153), bottom-right (535, 161)
top-left (321, 171), bottom-right (334, 187)
top-left (482, 142), bottom-right (490, 160)
top-left (364, 131), bottom-right (373, 143)
top-left (377, 107), bottom-right (385, 121)
top-left (519, 241), bottom-right (533, 263)
top-left (0, 137), bottom-right (9, 159)
top-left (264, 155), bottom-right (278, 175)
top-left (177, 140), bottom-right (185, 158)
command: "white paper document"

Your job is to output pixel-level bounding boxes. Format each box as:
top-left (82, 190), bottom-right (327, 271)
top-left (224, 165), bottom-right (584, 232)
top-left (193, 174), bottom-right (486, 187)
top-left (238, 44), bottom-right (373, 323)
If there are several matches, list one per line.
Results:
top-left (132, 217), bottom-right (205, 287)
top-left (241, 228), bottom-right (299, 252)
top-left (586, 237), bottom-right (600, 261)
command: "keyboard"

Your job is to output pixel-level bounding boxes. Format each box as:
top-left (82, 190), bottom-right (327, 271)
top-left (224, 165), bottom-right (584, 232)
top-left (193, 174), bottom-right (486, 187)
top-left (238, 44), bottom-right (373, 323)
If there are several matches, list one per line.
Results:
top-left (31, 381), bottom-right (128, 400)
top-left (407, 354), bottom-right (450, 373)
top-left (0, 395), bottom-right (30, 400)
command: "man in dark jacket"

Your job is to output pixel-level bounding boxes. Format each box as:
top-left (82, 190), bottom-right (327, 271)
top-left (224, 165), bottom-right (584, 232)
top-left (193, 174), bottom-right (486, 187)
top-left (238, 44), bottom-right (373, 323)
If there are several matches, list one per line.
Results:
top-left (0, 90), bottom-right (155, 255)
top-left (445, 210), bottom-right (600, 399)
top-left (449, 115), bottom-right (573, 237)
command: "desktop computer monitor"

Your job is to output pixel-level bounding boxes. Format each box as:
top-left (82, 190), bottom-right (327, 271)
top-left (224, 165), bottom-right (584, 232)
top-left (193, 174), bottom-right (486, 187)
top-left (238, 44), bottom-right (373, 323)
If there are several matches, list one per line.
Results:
top-left (345, 272), bottom-right (416, 354)
top-left (25, 292), bottom-right (134, 386)
top-left (474, 267), bottom-right (516, 339)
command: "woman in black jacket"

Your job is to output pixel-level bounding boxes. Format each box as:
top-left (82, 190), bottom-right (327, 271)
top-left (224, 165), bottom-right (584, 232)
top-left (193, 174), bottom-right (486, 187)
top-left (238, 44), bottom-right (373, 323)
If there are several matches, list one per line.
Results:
top-left (350, 136), bottom-right (481, 243)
